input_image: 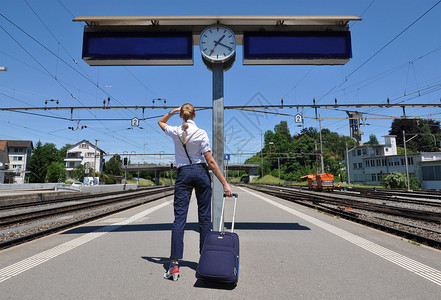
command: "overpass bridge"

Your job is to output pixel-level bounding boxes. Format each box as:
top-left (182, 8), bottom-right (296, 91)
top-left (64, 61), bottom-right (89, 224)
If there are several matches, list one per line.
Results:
top-left (123, 163), bottom-right (260, 184)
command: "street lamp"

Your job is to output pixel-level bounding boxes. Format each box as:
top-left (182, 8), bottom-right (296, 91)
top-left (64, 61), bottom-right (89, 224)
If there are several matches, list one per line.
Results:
top-left (269, 142), bottom-right (274, 154)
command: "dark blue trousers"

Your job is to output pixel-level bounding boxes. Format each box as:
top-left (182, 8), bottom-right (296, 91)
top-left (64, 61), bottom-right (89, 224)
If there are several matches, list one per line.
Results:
top-left (170, 164), bottom-right (212, 260)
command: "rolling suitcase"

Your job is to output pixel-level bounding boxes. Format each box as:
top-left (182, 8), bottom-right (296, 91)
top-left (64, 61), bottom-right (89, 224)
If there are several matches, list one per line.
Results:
top-left (196, 193), bottom-right (239, 284)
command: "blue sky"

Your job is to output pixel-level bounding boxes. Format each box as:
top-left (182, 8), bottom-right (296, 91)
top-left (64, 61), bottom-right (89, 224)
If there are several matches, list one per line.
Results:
top-left (1, 0), bottom-right (441, 164)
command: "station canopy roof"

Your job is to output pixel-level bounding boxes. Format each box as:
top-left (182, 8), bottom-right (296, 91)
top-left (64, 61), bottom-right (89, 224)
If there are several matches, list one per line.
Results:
top-left (74, 15), bottom-right (360, 27)
top-left (74, 15), bottom-right (361, 33)
top-left (74, 15), bottom-right (361, 65)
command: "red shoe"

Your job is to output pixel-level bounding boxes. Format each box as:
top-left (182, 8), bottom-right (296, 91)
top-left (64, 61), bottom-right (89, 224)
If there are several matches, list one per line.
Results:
top-left (163, 262), bottom-right (179, 281)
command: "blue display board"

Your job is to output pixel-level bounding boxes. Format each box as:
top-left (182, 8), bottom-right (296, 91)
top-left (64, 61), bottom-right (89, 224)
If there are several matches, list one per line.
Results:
top-left (243, 31), bottom-right (352, 65)
top-left (82, 31), bottom-right (193, 65)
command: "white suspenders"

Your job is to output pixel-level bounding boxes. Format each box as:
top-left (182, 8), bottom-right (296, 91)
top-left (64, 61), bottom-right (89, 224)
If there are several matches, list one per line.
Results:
top-left (176, 127), bottom-right (200, 165)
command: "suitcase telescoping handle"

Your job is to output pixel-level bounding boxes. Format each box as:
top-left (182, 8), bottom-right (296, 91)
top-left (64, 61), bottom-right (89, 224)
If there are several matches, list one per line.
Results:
top-left (220, 193), bottom-right (238, 233)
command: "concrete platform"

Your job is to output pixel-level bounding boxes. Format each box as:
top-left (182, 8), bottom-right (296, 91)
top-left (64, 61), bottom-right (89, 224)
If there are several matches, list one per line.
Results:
top-left (0, 184), bottom-right (139, 207)
top-left (1, 186), bottom-right (440, 299)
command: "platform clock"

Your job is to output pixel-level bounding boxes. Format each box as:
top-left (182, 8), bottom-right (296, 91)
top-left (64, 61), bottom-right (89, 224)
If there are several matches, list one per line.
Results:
top-left (199, 25), bottom-right (237, 64)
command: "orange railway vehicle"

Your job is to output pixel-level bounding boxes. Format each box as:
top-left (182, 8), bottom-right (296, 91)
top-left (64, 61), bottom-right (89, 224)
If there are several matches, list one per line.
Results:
top-left (301, 173), bottom-right (335, 191)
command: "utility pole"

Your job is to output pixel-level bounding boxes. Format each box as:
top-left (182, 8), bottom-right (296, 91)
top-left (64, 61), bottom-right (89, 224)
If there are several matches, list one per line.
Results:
top-left (260, 131), bottom-right (264, 178)
top-left (319, 116), bottom-right (324, 174)
top-left (93, 139), bottom-right (99, 185)
top-left (278, 157), bottom-right (280, 185)
top-left (137, 163), bottom-right (140, 186)
top-left (403, 130), bottom-right (411, 191)
top-left (123, 151), bottom-right (128, 189)
top-left (346, 143), bottom-right (351, 188)
top-left (315, 141), bottom-right (319, 175)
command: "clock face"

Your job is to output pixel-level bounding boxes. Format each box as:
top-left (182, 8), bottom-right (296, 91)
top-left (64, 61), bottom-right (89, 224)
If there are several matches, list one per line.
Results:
top-left (199, 26), bottom-right (236, 63)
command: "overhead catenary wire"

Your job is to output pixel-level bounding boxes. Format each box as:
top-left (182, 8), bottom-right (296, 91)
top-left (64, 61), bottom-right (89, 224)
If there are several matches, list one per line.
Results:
top-left (0, 22), bottom-right (76, 100)
top-left (314, 45), bottom-right (441, 137)
top-left (124, 67), bottom-right (160, 99)
top-left (0, 13), bottom-right (136, 118)
top-left (1, 1), bottom-right (438, 155)
top-left (0, 118), bottom-right (78, 142)
top-left (23, 0), bottom-right (95, 84)
top-left (0, 15), bottom-right (146, 148)
top-left (345, 0), bottom-right (441, 81)
top-left (55, 0), bottom-right (77, 19)
top-left (318, 0), bottom-right (441, 103)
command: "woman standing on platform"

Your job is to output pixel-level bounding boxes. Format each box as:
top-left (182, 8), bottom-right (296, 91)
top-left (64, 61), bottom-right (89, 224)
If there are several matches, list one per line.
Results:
top-left (158, 103), bottom-right (232, 281)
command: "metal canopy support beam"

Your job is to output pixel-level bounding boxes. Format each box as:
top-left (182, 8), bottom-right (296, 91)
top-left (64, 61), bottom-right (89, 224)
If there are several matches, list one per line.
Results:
top-left (4, 103), bottom-right (440, 112)
top-left (73, 15), bottom-right (361, 28)
top-left (212, 63), bottom-right (224, 232)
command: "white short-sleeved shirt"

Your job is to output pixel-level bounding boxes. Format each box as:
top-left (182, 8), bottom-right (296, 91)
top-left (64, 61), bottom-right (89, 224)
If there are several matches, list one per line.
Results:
top-left (164, 120), bottom-right (211, 168)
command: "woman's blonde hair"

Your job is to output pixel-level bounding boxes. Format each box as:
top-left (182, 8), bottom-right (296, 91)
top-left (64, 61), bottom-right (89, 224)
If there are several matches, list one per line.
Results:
top-left (181, 103), bottom-right (195, 130)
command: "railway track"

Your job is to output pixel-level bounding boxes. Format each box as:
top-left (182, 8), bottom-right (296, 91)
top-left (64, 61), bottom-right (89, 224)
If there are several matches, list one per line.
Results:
top-left (241, 184), bottom-right (441, 249)
top-left (0, 186), bottom-right (162, 210)
top-left (0, 186), bottom-right (173, 250)
top-left (346, 188), bottom-right (441, 207)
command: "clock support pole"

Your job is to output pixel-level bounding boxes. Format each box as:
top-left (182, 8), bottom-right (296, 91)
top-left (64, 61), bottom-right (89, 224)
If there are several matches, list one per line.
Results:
top-left (212, 63), bottom-right (224, 232)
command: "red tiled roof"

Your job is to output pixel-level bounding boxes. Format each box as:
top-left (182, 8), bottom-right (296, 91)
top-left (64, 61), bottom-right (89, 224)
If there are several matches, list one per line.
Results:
top-left (0, 141), bottom-right (7, 151)
top-left (6, 140), bottom-right (33, 149)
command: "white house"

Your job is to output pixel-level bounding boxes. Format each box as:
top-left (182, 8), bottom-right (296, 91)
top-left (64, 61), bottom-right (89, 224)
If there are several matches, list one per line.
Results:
top-left (0, 140), bottom-right (33, 184)
top-left (418, 159), bottom-right (441, 191)
top-left (65, 140), bottom-right (106, 178)
top-left (0, 141), bottom-right (9, 183)
top-left (346, 135), bottom-right (441, 189)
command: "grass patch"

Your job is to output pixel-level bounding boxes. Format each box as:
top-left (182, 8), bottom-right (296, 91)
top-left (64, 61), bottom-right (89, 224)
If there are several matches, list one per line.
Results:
top-left (228, 177), bottom-right (242, 183)
top-left (127, 177), bottom-right (174, 186)
top-left (408, 240), bottom-right (421, 246)
top-left (127, 179), bottom-right (155, 186)
top-left (323, 212), bottom-right (335, 218)
top-left (340, 183), bottom-right (384, 189)
top-left (251, 175), bottom-right (285, 185)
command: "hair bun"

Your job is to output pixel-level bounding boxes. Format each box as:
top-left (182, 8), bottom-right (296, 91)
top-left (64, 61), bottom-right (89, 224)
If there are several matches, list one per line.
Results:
top-left (180, 103), bottom-right (195, 130)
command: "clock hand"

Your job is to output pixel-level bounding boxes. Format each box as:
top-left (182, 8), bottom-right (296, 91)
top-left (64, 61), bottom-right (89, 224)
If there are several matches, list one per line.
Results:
top-left (214, 35), bottom-right (225, 46)
top-left (217, 42), bottom-right (232, 51)
top-left (210, 35), bottom-right (226, 54)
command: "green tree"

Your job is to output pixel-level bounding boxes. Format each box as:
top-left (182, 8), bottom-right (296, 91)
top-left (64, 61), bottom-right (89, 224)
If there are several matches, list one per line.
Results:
top-left (28, 141), bottom-right (46, 183)
top-left (383, 173), bottom-right (419, 190)
top-left (383, 173), bottom-right (407, 189)
top-left (104, 154), bottom-right (122, 176)
top-left (72, 164), bottom-right (87, 182)
top-left (46, 161), bottom-right (66, 183)
top-left (246, 121), bottom-right (359, 182)
top-left (58, 144), bottom-right (72, 162)
top-left (28, 141), bottom-right (65, 182)
top-left (364, 134), bottom-right (379, 145)
top-left (389, 119), bottom-right (441, 152)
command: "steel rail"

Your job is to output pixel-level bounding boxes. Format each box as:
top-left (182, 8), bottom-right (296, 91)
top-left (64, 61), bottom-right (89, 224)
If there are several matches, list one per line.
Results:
top-left (0, 186), bottom-right (160, 210)
top-left (241, 184), bottom-right (441, 249)
top-left (0, 187), bottom-right (173, 227)
top-left (0, 189), bottom-right (173, 251)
